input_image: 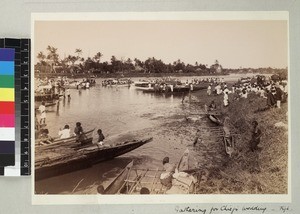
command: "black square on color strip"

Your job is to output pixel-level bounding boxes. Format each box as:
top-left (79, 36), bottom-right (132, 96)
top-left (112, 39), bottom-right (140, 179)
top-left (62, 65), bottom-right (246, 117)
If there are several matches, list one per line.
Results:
top-left (0, 167), bottom-right (4, 175)
top-left (0, 154), bottom-right (15, 167)
top-left (0, 39), bottom-right (4, 48)
top-left (4, 38), bottom-right (21, 47)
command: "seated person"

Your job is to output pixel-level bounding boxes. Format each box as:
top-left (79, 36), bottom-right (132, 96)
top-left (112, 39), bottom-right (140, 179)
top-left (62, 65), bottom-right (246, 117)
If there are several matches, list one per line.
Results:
top-left (97, 129), bottom-right (105, 146)
top-left (39, 129), bottom-right (53, 145)
top-left (160, 157), bottom-right (176, 189)
top-left (208, 100), bottom-right (217, 111)
top-left (58, 124), bottom-right (71, 139)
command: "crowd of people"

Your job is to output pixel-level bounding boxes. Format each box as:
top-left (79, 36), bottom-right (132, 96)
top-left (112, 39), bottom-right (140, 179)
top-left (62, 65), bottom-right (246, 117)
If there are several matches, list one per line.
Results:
top-left (205, 75), bottom-right (288, 109)
top-left (203, 75), bottom-right (287, 153)
top-left (37, 119), bottom-right (105, 146)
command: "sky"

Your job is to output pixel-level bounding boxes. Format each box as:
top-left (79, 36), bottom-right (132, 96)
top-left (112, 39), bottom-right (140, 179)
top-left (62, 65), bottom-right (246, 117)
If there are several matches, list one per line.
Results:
top-left (34, 20), bottom-right (288, 69)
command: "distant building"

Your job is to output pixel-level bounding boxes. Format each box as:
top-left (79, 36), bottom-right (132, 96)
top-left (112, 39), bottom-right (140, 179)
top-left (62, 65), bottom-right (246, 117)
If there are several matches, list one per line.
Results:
top-left (210, 60), bottom-right (223, 73)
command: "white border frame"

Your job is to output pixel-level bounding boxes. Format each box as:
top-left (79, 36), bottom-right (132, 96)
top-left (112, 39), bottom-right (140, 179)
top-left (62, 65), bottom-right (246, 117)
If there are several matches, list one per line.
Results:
top-left (31, 11), bottom-right (291, 205)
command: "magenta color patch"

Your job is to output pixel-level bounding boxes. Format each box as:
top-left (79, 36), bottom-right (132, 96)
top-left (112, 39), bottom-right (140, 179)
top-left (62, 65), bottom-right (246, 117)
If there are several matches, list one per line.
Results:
top-left (0, 114), bottom-right (15, 127)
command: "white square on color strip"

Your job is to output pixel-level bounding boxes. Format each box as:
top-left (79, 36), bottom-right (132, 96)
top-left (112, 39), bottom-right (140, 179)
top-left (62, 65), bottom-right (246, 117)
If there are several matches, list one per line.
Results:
top-left (0, 128), bottom-right (15, 141)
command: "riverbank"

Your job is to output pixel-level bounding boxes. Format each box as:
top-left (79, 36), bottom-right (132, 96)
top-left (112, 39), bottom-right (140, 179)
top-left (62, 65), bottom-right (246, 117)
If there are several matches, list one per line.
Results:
top-left (35, 80), bottom-right (288, 194)
top-left (190, 89), bottom-right (288, 194)
top-left (36, 72), bottom-right (234, 79)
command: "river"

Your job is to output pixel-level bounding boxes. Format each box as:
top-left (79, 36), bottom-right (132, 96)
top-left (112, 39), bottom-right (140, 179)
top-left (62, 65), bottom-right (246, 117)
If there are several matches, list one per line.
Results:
top-left (35, 74), bottom-right (252, 194)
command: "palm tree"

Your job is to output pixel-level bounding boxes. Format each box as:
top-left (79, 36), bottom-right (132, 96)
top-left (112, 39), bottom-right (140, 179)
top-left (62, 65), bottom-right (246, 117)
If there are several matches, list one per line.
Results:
top-left (37, 51), bottom-right (46, 63)
top-left (75, 49), bottom-right (82, 58)
top-left (93, 52), bottom-right (103, 63)
top-left (46, 45), bottom-right (59, 73)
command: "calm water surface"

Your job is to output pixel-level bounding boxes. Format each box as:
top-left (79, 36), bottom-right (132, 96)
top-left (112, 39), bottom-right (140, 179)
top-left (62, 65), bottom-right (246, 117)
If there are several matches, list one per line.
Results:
top-left (35, 75), bottom-right (245, 194)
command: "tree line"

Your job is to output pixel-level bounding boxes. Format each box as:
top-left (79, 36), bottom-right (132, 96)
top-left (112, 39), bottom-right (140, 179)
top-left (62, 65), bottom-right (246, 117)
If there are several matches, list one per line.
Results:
top-left (35, 45), bottom-right (287, 78)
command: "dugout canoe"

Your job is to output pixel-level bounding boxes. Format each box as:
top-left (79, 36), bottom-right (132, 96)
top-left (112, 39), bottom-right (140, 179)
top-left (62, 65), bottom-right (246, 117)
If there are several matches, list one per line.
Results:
top-left (35, 137), bottom-right (153, 181)
top-left (223, 136), bottom-right (235, 157)
top-left (100, 148), bottom-right (197, 194)
top-left (207, 114), bottom-right (223, 126)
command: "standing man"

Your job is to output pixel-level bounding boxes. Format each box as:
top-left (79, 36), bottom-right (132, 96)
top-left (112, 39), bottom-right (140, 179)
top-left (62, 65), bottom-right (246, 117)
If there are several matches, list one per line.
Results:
top-left (250, 121), bottom-right (262, 152)
top-left (207, 84), bottom-right (212, 96)
top-left (38, 102), bottom-right (46, 125)
top-left (275, 84), bottom-right (283, 108)
top-left (66, 88), bottom-right (71, 100)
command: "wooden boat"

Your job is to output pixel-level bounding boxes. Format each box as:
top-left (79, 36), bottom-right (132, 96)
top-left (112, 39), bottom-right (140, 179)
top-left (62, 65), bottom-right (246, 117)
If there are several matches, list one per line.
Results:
top-left (101, 148), bottom-right (197, 194)
top-left (35, 137), bottom-right (153, 181)
top-left (223, 136), bottom-right (235, 157)
top-left (35, 93), bottom-right (60, 102)
top-left (102, 79), bottom-right (132, 87)
top-left (101, 161), bottom-right (134, 194)
top-left (207, 114), bottom-right (223, 126)
top-left (141, 85), bottom-right (190, 94)
top-left (177, 148), bottom-right (189, 171)
top-left (35, 129), bottom-right (95, 147)
top-left (134, 81), bottom-right (151, 88)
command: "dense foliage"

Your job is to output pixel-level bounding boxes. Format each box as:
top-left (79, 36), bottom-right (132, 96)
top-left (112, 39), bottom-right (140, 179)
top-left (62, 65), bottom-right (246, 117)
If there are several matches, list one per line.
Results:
top-left (35, 46), bottom-right (287, 78)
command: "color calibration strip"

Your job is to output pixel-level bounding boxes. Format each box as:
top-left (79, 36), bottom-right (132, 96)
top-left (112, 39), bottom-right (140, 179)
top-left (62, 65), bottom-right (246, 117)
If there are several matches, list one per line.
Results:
top-left (0, 38), bottom-right (31, 176)
top-left (0, 48), bottom-right (15, 170)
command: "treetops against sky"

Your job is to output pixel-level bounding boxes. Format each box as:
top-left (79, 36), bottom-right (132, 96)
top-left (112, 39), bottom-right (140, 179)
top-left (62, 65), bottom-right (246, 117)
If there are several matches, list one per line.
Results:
top-left (34, 20), bottom-right (288, 70)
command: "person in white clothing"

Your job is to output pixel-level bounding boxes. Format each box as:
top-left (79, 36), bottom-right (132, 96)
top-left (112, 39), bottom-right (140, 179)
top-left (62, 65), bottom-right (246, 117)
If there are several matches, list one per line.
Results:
top-left (223, 92), bottom-right (229, 107)
top-left (58, 125), bottom-right (71, 139)
top-left (38, 102), bottom-right (46, 124)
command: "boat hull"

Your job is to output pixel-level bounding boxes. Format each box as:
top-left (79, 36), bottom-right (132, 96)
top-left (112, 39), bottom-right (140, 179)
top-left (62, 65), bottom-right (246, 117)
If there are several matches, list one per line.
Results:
top-left (207, 114), bottom-right (222, 125)
top-left (102, 148), bottom-right (196, 195)
top-left (35, 138), bottom-right (153, 181)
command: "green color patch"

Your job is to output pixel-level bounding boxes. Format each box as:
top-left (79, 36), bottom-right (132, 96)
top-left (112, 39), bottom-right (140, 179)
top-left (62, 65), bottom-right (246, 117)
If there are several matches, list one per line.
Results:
top-left (0, 75), bottom-right (14, 88)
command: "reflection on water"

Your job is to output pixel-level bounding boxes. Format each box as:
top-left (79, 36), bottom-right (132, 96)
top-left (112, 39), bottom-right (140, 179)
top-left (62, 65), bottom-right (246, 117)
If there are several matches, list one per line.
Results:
top-left (35, 75), bottom-right (241, 194)
top-left (45, 84), bottom-right (182, 140)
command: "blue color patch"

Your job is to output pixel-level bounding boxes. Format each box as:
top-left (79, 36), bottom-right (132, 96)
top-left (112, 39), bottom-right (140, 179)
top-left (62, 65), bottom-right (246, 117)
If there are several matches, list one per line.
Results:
top-left (0, 48), bottom-right (15, 61)
top-left (0, 61), bottom-right (14, 75)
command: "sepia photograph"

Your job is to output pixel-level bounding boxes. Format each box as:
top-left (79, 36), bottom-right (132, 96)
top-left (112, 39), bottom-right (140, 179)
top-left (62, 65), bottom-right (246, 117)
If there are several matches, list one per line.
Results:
top-left (32, 12), bottom-right (289, 202)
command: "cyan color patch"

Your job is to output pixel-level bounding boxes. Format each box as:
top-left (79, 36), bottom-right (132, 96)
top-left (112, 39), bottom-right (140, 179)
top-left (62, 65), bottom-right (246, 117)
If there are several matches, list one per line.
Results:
top-left (0, 61), bottom-right (14, 75)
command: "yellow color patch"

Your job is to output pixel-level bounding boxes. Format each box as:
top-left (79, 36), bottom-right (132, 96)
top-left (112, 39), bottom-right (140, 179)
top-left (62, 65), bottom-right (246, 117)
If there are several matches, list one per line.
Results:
top-left (0, 88), bottom-right (14, 101)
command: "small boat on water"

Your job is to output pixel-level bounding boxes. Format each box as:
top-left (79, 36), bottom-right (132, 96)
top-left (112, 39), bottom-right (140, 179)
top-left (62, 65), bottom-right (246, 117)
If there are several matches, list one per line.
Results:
top-left (101, 148), bottom-right (197, 194)
top-left (102, 79), bottom-right (133, 87)
top-left (35, 136), bottom-right (153, 181)
top-left (134, 81), bottom-right (151, 88)
top-left (207, 114), bottom-right (223, 126)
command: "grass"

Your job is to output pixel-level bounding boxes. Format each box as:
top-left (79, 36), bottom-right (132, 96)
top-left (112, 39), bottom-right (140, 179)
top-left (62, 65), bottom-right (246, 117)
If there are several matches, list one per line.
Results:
top-left (191, 89), bottom-right (288, 194)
